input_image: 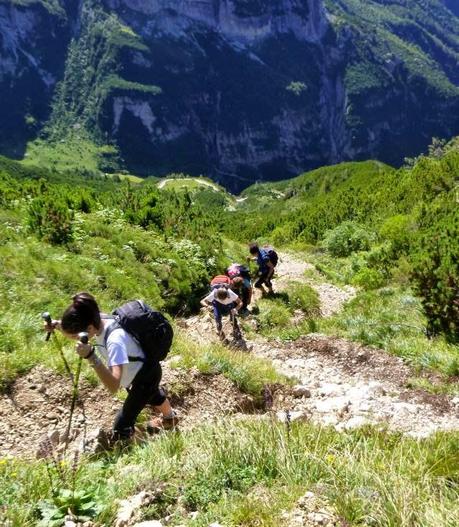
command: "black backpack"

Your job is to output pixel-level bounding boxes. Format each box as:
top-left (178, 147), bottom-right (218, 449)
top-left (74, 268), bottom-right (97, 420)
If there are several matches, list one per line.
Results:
top-left (264, 246), bottom-right (279, 267)
top-left (103, 300), bottom-right (173, 363)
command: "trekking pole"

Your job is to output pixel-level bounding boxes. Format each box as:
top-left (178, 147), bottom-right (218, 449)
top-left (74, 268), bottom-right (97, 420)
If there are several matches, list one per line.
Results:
top-left (64, 332), bottom-right (87, 450)
top-left (42, 312), bottom-right (73, 380)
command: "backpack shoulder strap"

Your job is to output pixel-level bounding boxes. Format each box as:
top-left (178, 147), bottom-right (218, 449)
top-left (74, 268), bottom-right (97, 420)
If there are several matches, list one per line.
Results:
top-left (101, 315), bottom-right (145, 363)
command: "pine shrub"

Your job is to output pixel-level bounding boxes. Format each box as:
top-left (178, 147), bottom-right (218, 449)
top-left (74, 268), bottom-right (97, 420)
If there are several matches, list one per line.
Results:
top-left (351, 267), bottom-right (386, 290)
top-left (411, 193), bottom-right (459, 342)
top-left (322, 221), bottom-right (375, 257)
top-left (27, 196), bottom-right (74, 245)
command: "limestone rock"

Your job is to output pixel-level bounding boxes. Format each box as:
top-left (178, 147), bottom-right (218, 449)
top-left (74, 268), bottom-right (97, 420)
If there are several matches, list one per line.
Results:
top-left (292, 385), bottom-right (312, 398)
top-left (115, 491), bottom-right (156, 527)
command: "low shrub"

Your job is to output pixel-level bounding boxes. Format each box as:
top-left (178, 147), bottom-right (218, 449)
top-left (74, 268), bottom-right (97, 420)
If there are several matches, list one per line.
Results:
top-left (287, 283), bottom-right (321, 317)
top-left (379, 214), bottom-right (417, 253)
top-left (363, 243), bottom-right (394, 271)
top-left (321, 221), bottom-right (375, 257)
top-left (410, 193), bottom-right (459, 342)
top-left (27, 195), bottom-right (74, 245)
top-left (351, 267), bottom-right (386, 290)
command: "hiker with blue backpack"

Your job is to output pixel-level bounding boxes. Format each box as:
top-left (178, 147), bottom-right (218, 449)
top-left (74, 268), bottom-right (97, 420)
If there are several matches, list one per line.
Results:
top-left (44, 292), bottom-right (178, 442)
top-left (248, 243), bottom-right (278, 295)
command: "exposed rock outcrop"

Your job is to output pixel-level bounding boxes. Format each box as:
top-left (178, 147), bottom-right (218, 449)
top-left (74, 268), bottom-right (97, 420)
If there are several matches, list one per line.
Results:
top-left (0, 0), bottom-right (72, 157)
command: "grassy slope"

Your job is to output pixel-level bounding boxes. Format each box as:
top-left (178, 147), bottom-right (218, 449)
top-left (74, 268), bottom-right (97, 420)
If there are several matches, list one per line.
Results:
top-left (232, 148), bottom-right (458, 244)
top-left (0, 153), bottom-right (458, 525)
top-left (238, 160), bottom-right (391, 207)
top-left (229, 160), bottom-right (395, 244)
top-left (3, 420), bottom-right (459, 526)
top-left (23, 134), bottom-right (117, 176)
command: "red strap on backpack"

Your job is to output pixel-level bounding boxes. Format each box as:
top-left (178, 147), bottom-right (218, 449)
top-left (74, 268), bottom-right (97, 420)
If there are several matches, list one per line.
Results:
top-left (211, 275), bottom-right (231, 287)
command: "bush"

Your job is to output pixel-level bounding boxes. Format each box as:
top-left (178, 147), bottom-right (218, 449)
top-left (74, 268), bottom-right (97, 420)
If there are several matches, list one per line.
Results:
top-left (321, 221), bottom-right (375, 257)
top-left (288, 283), bottom-right (321, 317)
top-left (271, 223), bottom-right (297, 246)
top-left (410, 193), bottom-right (459, 342)
top-left (379, 214), bottom-right (417, 253)
top-left (363, 243), bottom-right (394, 272)
top-left (27, 196), bottom-right (74, 245)
top-left (351, 267), bottom-right (386, 290)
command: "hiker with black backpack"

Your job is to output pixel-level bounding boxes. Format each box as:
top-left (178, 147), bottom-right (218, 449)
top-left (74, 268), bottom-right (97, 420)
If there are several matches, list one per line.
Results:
top-left (226, 263), bottom-right (253, 314)
top-left (44, 292), bottom-right (178, 443)
top-left (248, 243), bottom-right (278, 295)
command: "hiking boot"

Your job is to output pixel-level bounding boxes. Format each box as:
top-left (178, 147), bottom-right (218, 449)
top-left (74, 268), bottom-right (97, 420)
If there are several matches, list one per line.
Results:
top-left (162, 414), bottom-right (180, 430)
top-left (146, 414), bottom-right (180, 434)
top-left (218, 330), bottom-right (226, 341)
top-left (239, 307), bottom-right (250, 317)
top-left (228, 337), bottom-right (246, 350)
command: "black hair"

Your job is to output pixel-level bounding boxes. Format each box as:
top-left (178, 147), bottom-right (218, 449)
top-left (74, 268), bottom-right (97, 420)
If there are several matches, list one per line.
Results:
top-left (249, 243), bottom-right (259, 255)
top-left (61, 292), bottom-right (101, 334)
top-left (216, 288), bottom-right (229, 300)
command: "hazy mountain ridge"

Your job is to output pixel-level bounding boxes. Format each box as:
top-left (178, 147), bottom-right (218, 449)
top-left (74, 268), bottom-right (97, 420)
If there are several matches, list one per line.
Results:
top-left (1, 0), bottom-right (459, 189)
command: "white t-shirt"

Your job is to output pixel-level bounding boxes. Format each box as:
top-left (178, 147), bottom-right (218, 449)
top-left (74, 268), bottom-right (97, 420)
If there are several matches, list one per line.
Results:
top-left (204, 289), bottom-right (239, 305)
top-left (95, 318), bottom-right (145, 388)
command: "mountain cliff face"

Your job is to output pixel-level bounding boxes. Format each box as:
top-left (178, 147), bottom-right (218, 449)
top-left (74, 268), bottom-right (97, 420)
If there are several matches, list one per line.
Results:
top-left (106, 0), bottom-right (328, 43)
top-left (95, 0), bottom-right (343, 186)
top-left (443, 0), bottom-right (459, 17)
top-left (0, 0), bottom-right (71, 157)
top-left (1, 0), bottom-right (459, 189)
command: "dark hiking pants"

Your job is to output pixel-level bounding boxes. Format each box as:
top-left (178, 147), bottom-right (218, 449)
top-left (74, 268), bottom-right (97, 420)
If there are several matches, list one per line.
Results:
top-left (112, 361), bottom-right (166, 439)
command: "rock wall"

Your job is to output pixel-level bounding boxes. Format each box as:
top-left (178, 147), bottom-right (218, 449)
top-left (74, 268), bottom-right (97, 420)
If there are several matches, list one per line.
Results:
top-left (105, 0), bottom-right (328, 43)
top-left (0, 0), bottom-right (71, 157)
top-left (1, 0), bottom-right (459, 189)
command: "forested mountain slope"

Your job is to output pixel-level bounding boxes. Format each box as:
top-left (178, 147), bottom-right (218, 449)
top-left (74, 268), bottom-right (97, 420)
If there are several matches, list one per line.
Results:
top-left (1, 0), bottom-right (459, 189)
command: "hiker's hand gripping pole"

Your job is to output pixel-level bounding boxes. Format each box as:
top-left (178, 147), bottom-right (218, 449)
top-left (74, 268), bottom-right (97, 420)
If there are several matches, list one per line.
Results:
top-left (42, 312), bottom-right (73, 380)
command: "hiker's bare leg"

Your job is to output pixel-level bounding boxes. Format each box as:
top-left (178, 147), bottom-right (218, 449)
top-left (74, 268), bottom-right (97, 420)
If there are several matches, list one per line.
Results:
top-left (148, 398), bottom-right (179, 432)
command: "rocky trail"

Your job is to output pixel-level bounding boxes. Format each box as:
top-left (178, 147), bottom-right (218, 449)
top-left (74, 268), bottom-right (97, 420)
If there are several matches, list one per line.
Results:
top-left (182, 252), bottom-right (459, 438)
top-left (1, 252), bottom-right (458, 461)
top-left (1, 252), bottom-right (459, 527)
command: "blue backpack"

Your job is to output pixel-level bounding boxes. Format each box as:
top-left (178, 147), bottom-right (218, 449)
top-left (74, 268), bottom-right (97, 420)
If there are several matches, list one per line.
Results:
top-left (263, 246), bottom-right (279, 267)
